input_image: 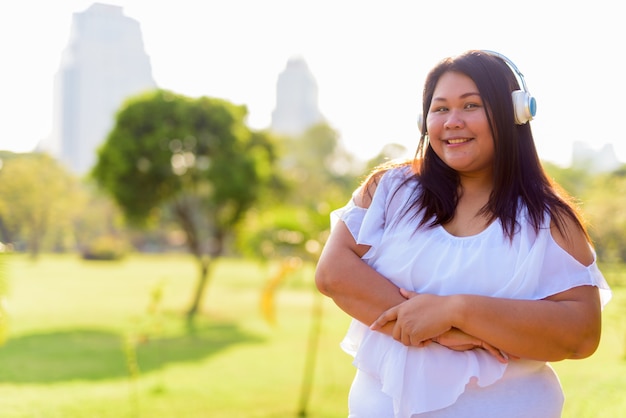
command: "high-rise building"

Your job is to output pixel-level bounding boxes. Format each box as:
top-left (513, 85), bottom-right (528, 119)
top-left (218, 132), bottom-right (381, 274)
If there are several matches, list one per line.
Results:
top-left (270, 57), bottom-right (323, 136)
top-left (572, 141), bottom-right (620, 173)
top-left (46, 3), bottom-right (156, 174)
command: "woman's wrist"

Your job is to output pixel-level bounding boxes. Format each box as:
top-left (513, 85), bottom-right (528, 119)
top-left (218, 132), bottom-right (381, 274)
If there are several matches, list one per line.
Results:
top-left (447, 294), bottom-right (468, 331)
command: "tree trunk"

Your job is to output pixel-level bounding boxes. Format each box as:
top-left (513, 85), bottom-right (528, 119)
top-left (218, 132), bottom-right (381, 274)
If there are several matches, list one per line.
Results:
top-left (29, 228), bottom-right (40, 260)
top-left (186, 256), bottom-right (212, 325)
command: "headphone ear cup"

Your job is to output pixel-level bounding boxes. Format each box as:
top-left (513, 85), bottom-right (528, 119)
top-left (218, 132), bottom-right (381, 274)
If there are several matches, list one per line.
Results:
top-left (512, 90), bottom-right (537, 125)
top-left (417, 113), bottom-right (424, 133)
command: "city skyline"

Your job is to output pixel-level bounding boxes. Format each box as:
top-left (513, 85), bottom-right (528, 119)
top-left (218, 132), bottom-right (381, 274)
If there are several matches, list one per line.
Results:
top-left (45, 3), bottom-right (323, 175)
top-left (2, 0), bottom-right (624, 167)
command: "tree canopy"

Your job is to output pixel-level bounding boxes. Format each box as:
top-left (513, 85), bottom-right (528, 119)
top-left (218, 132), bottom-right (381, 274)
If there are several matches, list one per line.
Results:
top-left (0, 153), bottom-right (82, 257)
top-left (92, 89), bottom-right (279, 321)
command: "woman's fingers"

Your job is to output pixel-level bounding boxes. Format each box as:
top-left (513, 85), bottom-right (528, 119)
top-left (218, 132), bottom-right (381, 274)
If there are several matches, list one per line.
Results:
top-left (399, 288), bottom-right (418, 299)
top-left (370, 306), bottom-right (399, 331)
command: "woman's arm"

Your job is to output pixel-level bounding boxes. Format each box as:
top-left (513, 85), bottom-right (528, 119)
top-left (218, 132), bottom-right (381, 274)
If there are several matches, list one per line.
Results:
top-left (317, 219), bottom-right (511, 362)
top-left (371, 216), bottom-right (603, 362)
top-left (315, 219), bottom-right (405, 335)
top-left (373, 285), bottom-right (600, 361)
top-left (456, 285), bottom-right (600, 361)
top-left (315, 175), bottom-right (406, 334)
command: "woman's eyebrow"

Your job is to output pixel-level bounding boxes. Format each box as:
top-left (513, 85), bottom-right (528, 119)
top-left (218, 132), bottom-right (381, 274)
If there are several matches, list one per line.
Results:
top-left (432, 92), bottom-right (481, 102)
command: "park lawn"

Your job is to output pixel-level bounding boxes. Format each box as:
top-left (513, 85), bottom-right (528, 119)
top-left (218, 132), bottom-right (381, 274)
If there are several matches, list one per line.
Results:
top-left (0, 253), bottom-right (624, 417)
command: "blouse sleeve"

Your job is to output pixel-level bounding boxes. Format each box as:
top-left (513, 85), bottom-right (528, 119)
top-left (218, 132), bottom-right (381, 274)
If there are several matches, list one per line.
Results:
top-left (330, 194), bottom-right (367, 235)
top-left (541, 236), bottom-right (612, 308)
top-left (330, 168), bottom-right (404, 250)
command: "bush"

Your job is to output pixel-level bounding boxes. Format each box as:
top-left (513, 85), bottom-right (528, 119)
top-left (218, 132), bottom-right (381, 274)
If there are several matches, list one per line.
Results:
top-left (81, 235), bottom-right (129, 261)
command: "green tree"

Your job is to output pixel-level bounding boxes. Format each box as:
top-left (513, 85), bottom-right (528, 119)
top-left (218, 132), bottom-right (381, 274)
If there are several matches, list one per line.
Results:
top-left (0, 248), bottom-right (6, 346)
top-left (543, 161), bottom-right (626, 262)
top-left (542, 161), bottom-right (591, 198)
top-left (92, 89), bottom-right (279, 323)
top-left (364, 142), bottom-right (410, 173)
top-left (580, 168), bottom-right (626, 262)
top-left (237, 122), bottom-right (360, 264)
top-left (74, 184), bottom-right (130, 260)
top-left (0, 153), bottom-right (82, 257)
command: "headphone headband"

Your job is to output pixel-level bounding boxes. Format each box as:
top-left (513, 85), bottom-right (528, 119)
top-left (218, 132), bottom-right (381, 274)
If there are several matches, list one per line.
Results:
top-left (481, 50), bottom-right (530, 92)
top-left (481, 50), bottom-right (537, 124)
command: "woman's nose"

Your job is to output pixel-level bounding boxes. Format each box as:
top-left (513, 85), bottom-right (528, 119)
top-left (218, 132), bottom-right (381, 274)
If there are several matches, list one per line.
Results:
top-left (444, 110), bottom-right (464, 129)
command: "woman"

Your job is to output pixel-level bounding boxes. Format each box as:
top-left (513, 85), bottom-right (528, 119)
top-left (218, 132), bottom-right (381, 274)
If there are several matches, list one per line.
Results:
top-left (315, 50), bottom-right (611, 418)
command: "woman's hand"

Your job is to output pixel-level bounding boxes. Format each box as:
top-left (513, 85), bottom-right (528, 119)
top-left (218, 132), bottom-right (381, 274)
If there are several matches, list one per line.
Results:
top-left (371, 289), bottom-right (513, 363)
top-left (370, 288), bottom-right (455, 346)
top-left (432, 328), bottom-right (512, 363)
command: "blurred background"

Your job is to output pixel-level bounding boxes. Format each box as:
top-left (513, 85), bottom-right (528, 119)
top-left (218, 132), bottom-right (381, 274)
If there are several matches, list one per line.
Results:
top-left (0, 1), bottom-right (624, 417)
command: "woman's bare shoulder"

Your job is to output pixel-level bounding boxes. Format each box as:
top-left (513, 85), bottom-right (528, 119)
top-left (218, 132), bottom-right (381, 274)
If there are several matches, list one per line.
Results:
top-left (550, 210), bottom-right (594, 266)
top-left (354, 160), bottom-right (414, 209)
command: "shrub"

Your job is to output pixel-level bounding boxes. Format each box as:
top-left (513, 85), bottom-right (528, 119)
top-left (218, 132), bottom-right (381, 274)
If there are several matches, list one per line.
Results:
top-left (81, 235), bottom-right (130, 261)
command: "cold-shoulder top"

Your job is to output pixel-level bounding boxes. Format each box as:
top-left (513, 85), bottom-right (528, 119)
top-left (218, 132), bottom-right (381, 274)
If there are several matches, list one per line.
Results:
top-left (332, 166), bottom-right (611, 417)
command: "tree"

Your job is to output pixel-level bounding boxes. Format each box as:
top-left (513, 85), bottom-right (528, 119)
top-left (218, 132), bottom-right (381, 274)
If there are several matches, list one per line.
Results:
top-left (0, 153), bottom-right (82, 257)
top-left (237, 122), bottom-right (361, 265)
top-left (74, 183), bottom-right (130, 260)
top-left (579, 167), bottom-right (626, 262)
top-left (364, 142), bottom-right (410, 173)
top-left (92, 89), bottom-right (279, 323)
top-left (542, 161), bottom-right (591, 198)
top-left (0, 247), bottom-right (7, 346)
top-left (543, 161), bottom-right (626, 263)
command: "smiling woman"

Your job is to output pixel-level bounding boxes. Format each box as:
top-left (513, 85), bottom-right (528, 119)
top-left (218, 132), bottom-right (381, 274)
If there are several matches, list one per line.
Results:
top-left (315, 50), bottom-right (611, 418)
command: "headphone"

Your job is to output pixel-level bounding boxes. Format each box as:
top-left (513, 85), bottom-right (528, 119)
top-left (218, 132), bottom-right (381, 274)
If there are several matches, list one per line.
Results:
top-left (483, 50), bottom-right (537, 125)
top-left (418, 50), bottom-right (537, 132)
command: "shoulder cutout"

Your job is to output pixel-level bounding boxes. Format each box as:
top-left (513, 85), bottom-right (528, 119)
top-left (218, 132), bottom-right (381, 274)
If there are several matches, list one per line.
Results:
top-left (353, 161), bottom-right (414, 209)
top-left (353, 170), bottom-right (385, 209)
top-left (550, 213), bottom-right (594, 267)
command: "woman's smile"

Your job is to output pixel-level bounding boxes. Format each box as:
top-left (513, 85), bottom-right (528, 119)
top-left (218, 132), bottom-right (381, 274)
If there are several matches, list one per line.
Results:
top-left (444, 137), bottom-right (474, 145)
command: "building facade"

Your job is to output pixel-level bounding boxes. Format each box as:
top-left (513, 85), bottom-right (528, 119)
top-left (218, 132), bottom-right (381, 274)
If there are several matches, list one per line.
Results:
top-left (48, 3), bottom-right (156, 174)
top-left (270, 57), bottom-right (323, 136)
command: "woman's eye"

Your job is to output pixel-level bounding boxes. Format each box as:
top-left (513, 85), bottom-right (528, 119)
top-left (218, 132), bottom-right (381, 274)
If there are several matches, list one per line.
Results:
top-left (465, 103), bottom-right (480, 109)
top-left (433, 106), bottom-right (448, 113)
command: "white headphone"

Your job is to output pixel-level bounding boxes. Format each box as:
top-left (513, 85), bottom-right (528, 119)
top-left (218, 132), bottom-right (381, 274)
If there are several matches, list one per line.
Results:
top-left (418, 50), bottom-right (537, 132)
top-left (483, 50), bottom-right (537, 125)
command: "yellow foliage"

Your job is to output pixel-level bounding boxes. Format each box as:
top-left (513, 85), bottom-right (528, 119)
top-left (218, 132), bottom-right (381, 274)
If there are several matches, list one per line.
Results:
top-left (260, 257), bottom-right (302, 325)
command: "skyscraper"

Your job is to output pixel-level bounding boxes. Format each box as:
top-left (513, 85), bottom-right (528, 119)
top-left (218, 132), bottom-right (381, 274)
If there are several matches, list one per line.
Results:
top-left (48, 3), bottom-right (156, 174)
top-left (572, 141), bottom-right (620, 173)
top-left (270, 57), bottom-right (323, 136)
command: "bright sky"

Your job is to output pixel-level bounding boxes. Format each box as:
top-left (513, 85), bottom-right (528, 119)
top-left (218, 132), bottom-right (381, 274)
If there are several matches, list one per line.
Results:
top-left (1, 0), bottom-right (624, 166)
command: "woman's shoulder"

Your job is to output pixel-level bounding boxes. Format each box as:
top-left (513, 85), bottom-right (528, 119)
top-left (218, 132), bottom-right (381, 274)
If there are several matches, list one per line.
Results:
top-left (518, 202), bottom-right (594, 267)
top-left (354, 160), bottom-right (416, 208)
top-left (549, 209), bottom-right (595, 266)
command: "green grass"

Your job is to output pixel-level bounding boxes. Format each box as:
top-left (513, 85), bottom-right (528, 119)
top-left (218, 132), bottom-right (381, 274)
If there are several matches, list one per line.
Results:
top-left (0, 254), bottom-right (624, 417)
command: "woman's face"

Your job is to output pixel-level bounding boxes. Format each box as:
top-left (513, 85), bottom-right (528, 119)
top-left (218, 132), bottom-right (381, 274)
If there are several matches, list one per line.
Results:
top-left (426, 71), bottom-right (495, 178)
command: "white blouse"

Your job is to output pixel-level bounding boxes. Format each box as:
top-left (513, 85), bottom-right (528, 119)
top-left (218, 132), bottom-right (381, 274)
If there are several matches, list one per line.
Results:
top-left (332, 166), bottom-right (612, 417)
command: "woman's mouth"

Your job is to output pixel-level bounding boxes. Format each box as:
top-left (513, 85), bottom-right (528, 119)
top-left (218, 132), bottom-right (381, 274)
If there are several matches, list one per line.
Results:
top-left (446, 138), bottom-right (472, 145)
